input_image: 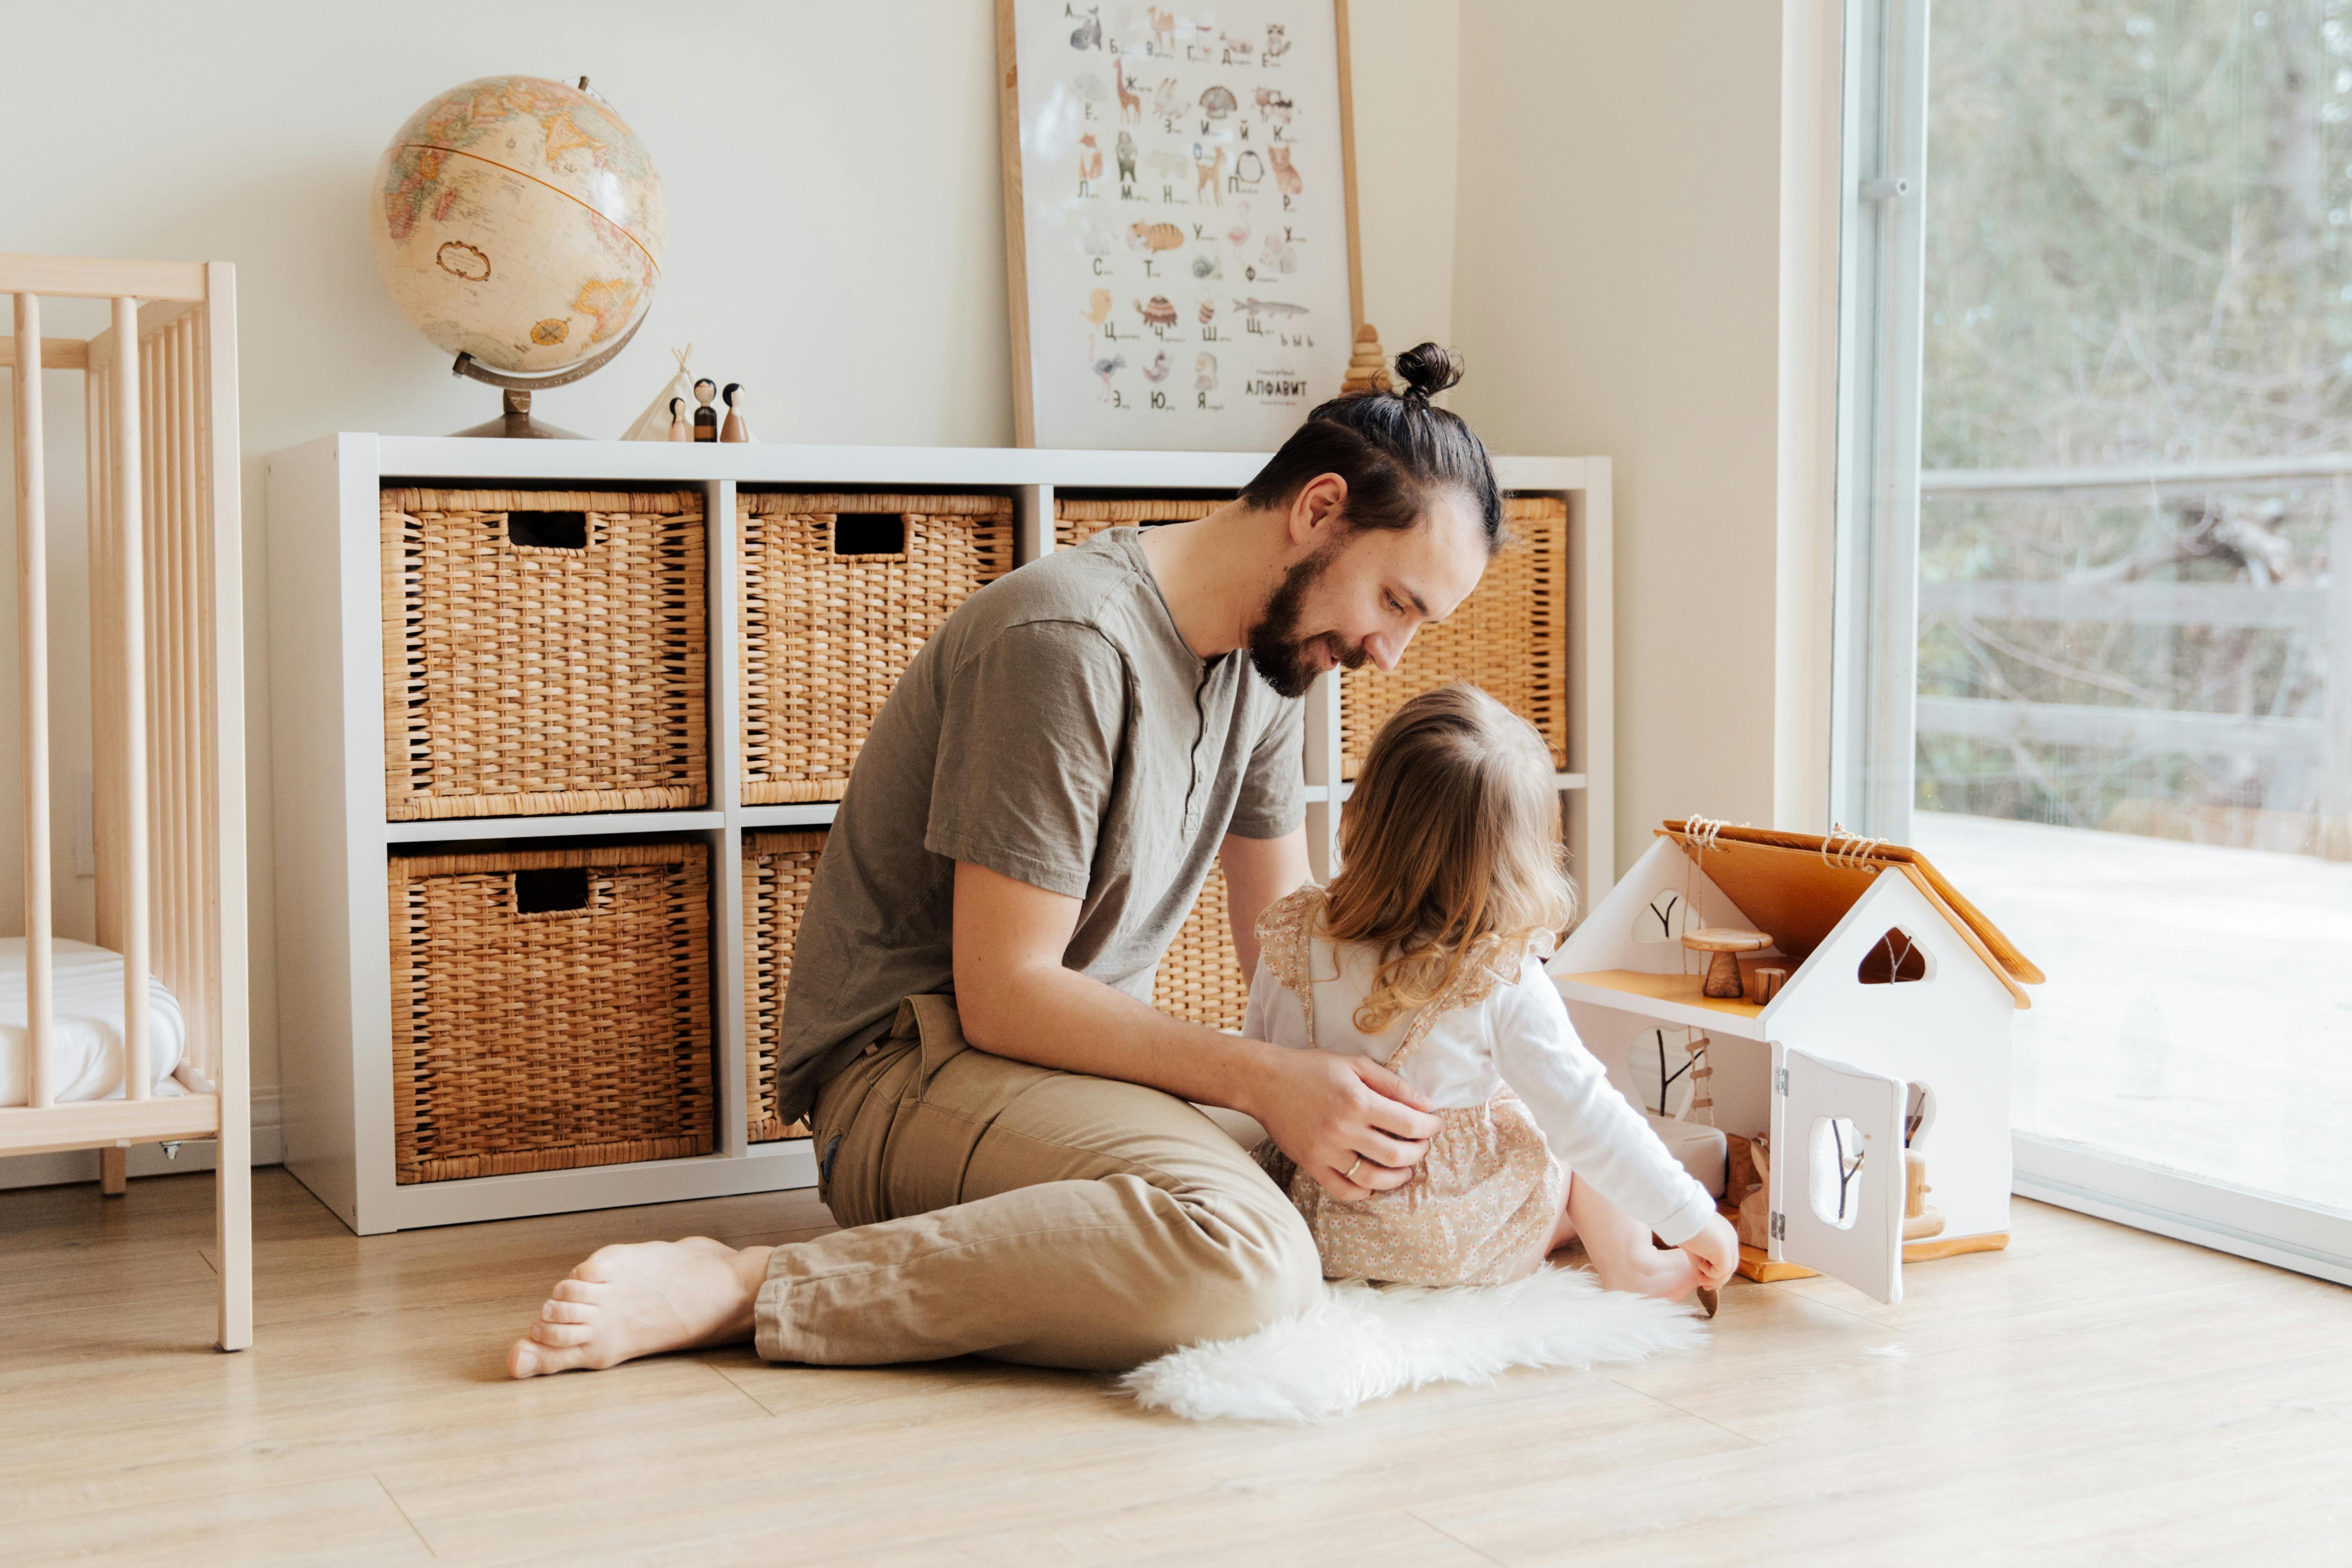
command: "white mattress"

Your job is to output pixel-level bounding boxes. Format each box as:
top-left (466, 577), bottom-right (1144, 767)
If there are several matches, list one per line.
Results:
top-left (0, 937), bottom-right (188, 1107)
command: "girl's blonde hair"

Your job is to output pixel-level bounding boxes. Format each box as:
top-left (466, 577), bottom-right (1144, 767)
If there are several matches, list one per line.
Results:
top-left (1321, 684), bottom-right (1576, 1033)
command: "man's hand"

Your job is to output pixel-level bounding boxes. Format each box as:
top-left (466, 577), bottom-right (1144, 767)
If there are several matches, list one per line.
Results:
top-left (952, 861), bottom-right (1443, 1202)
top-left (1245, 1046), bottom-right (1444, 1202)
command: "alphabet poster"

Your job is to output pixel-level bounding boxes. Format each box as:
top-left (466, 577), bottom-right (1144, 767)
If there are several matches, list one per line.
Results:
top-left (997, 1), bottom-right (1361, 449)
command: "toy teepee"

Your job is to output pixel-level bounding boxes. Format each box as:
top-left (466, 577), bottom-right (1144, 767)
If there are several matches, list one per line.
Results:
top-left (623, 344), bottom-right (696, 441)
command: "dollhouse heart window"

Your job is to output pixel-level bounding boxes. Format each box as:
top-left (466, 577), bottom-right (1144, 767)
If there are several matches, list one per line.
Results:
top-left (1856, 926), bottom-right (1931, 984)
top-left (1807, 1115), bottom-right (1866, 1229)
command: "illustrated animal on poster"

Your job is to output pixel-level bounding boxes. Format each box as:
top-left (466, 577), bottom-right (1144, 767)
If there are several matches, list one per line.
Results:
top-left (1260, 233), bottom-right (1298, 275)
top-left (1142, 348), bottom-right (1173, 382)
top-left (1072, 71), bottom-right (1108, 104)
top-left (1147, 6), bottom-right (1176, 55)
top-left (1227, 202), bottom-right (1252, 251)
top-left (1233, 296), bottom-right (1308, 321)
top-left (1115, 56), bottom-right (1142, 122)
top-left (1116, 130), bottom-right (1138, 183)
top-left (1195, 143), bottom-right (1228, 204)
top-left (1268, 144), bottom-right (1303, 196)
top-left (1195, 351), bottom-right (1218, 390)
top-left (1233, 149), bottom-right (1265, 190)
top-left (1144, 149), bottom-right (1191, 181)
top-left (1078, 133), bottom-right (1103, 182)
top-left (1264, 22), bottom-right (1291, 63)
top-left (1070, 5), bottom-right (1103, 50)
top-left (1255, 87), bottom-right (1295, 127)
top-left (1081, 217), bottom-right (1114, 255)
top-left (1197, 297), bottom-right (1216, 324)
top-left (1090, 350), bottom-right (1126, 396)
top-left (1080, 288), bottom-right (1113, 328)
top-left (1128, 220), bottom-right (1183, 253)
top-left (1191, 252), bottom-right (1224, 279)
top-left (1199, 84), bottom-right (1238, 120)
top-left (1220, 30), bottom-right (1254, 64)
top-left (1134, 295), bottom-right (1179, 331)
top-left (1547, 819), bottom-right (2044, 1305)
top-left (1153, 76), bottom-right (1185, 117)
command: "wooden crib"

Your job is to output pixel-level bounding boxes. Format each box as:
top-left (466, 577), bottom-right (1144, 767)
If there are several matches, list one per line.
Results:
top-left (2, 255), bottom-right (250, 1351)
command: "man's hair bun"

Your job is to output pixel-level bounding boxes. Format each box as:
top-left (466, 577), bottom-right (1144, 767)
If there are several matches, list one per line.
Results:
top-left (1240, 340), bottom-right (1502, 555)
top-left (1393, 342), bottom-right (1465, 402)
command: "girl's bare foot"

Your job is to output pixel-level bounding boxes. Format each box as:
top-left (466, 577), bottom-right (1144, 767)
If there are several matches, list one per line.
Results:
top-left (506, 1237), bottom-right (773, 1378)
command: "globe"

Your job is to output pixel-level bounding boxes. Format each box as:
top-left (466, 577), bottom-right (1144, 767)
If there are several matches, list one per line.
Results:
top-left (371, 75), bottom-right (665, 378)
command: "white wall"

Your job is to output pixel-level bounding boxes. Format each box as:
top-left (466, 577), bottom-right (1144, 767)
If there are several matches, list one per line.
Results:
top-left (0, 0), bottom-right (1464, 1123)
top-left (1449, 1), bottom-right (1787, 872)
top-left (5, 1), bottom-right (1802, 1149)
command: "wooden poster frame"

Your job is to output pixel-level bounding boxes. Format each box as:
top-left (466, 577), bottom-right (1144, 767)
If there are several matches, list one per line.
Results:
top-left (995, 0), bottom-right (1365, 448)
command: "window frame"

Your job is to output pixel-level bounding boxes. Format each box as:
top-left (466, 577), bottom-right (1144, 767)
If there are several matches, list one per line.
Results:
top-left (1828, 0), bottom-right (2352, 1285)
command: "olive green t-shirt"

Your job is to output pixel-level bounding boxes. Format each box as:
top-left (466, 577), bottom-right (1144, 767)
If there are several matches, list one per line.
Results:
top-left (773, 527), bottom-right (1305, 1122)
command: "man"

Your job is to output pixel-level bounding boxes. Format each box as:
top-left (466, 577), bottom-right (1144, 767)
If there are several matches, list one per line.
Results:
top-left (510, 348), bottom-right (1505, 1375)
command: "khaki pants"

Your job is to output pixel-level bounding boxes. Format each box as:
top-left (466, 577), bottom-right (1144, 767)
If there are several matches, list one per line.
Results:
top-left (754, 995), bottom-right (1322, 1372)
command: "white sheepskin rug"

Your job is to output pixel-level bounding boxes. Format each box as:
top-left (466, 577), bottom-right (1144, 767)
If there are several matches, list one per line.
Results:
top-left (1117, 1265), bottom-right (1708, 1423)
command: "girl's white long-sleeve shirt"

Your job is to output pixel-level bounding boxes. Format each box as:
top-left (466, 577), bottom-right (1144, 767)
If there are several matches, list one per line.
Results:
top-left (1241, 926), bottom-right (1719, 1247)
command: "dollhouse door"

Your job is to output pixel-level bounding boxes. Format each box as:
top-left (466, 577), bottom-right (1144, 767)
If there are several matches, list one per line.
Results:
top-left (1768, 1042), bottom-right (1909, 1304)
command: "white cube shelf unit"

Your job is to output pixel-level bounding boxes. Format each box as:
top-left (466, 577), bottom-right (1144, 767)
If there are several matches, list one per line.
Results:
top-left (266, 435), bottom-right (1613, 1234)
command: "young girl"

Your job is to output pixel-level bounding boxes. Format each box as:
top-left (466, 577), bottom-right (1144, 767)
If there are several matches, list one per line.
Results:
top-left (1245, 684), bottom-right (1738, 1304)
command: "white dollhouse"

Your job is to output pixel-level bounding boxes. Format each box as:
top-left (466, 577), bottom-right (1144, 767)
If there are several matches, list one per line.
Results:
top-left (1548, 820), bottom-right (2043, 1304)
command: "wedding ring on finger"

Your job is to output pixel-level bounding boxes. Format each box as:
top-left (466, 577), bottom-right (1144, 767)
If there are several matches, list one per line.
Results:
top-left (1344, 1155), bottom-right (1364, 1182)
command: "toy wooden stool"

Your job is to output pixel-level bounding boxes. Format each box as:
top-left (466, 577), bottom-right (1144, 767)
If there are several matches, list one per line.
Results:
top-left (1681, 927), bottom-right (1772, 998)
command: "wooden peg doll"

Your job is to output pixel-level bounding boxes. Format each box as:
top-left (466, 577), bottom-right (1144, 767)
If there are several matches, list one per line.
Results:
top-left (667, 396), bottom-right (693, 442)
top-left (691, 378), bottom-right (719, 441)
top-left (719, 383), bottom-right (752, 443)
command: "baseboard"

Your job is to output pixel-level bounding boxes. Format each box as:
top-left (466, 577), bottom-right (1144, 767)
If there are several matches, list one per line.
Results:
top-left (0, 1093), bottom-right (285, 1190)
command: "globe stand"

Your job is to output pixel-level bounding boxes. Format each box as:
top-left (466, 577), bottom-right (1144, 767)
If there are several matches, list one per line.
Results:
top-left (451, 388), bottom-right (587, 441)
top-left (448, 313), bottom-right (643, 439)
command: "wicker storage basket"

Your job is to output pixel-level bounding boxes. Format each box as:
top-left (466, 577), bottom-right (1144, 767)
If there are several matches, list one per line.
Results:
top-left (382, 488), bottom-right (708, 820)
top-left (1341, 495), bottom-right (1568, 775)
top-left (1055, 493), bottom-right (1226, 549)
top-left (744, 829), bottom-right (825, 1142)
top-left (738, 492), bottom-right (1015, 803)
top-left (1157, 865), bottom-right (1250, 1031)
top-left (387, 841), bottom-right (714, 1184)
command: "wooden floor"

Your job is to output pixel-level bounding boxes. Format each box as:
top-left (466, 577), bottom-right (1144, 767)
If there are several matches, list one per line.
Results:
top-left (3, 1171), bottom-right (2346, 1567)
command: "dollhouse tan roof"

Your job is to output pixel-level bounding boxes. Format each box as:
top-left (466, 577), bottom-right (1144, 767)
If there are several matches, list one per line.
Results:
top-left (1657, 821), bottom-right (2043, 1003)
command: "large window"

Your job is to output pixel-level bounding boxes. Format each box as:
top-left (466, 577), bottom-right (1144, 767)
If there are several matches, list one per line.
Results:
top-left (1841, 0), bottom-right (2352, 1280)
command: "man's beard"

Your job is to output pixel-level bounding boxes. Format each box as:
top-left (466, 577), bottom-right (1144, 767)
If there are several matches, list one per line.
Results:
top-left (1247, 540), bottom-right (1366, 698)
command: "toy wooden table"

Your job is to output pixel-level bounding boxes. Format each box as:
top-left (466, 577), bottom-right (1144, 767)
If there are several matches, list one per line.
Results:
top-left (1681, 927), bottom-right (1772, 998)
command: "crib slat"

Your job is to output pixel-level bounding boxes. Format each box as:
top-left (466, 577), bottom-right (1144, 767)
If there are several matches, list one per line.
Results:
top-left (166, 316), bottom-right (201, 1079)
top-left (113, 295), bottom-right (151, 1102)
top-left (86, 358), bottom-right (114, 955)
top-left (13, 293), bottom-right (55, 1109)
top-left (148, 327), bottom-right (176, 1068)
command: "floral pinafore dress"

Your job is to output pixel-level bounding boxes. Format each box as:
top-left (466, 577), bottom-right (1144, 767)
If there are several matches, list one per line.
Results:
top-left (1250, 888), bottom-right (1569, 1287)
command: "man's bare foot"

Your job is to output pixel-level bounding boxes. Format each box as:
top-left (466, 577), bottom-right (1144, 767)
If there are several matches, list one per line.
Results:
top-left (506, 1236), bottom-right (774, 1379)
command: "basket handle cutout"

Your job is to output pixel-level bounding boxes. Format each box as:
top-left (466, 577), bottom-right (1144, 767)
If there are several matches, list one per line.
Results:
top-left (505, 510), bottom-right (592, 550)
top-left (513, 866), bottom-right (594, 915)
top-left (832, 513), bottom-right (908, 556)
